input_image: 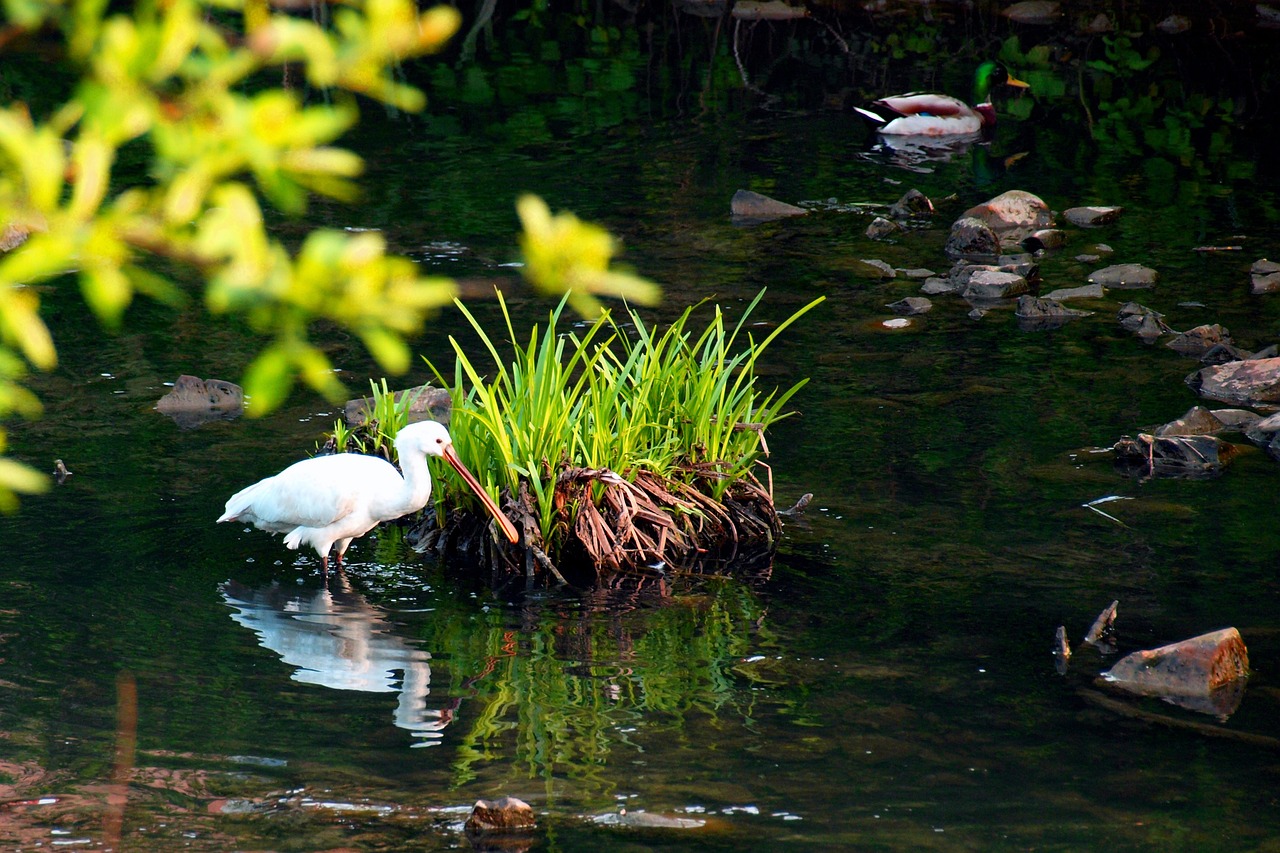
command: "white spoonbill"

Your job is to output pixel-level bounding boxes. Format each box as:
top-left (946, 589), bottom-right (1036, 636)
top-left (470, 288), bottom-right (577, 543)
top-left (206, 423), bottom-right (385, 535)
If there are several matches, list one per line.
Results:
top-left (218, 420), bottom-right (519, 570)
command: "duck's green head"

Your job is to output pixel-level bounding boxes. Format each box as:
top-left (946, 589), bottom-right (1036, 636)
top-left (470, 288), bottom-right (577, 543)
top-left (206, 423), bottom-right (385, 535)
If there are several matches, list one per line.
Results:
top-left (974, 61), bottom-right (1030, 104)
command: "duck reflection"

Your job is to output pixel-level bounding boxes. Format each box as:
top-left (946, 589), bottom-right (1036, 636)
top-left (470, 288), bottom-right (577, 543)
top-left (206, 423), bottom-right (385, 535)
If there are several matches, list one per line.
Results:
top-left (220, 578), bottom-right (453, 746)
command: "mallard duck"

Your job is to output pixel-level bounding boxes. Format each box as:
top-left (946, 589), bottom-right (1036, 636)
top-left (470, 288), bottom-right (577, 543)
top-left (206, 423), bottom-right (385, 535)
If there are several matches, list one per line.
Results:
top-left (855, 62), bottom-right (1030, 136)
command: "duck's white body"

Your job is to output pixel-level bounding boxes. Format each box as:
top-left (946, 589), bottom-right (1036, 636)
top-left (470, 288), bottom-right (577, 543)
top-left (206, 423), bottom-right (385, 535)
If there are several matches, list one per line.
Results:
top-left (856, 93), bottom-right (991, 136)
top-left (219, 420), bottom-right (517, 569)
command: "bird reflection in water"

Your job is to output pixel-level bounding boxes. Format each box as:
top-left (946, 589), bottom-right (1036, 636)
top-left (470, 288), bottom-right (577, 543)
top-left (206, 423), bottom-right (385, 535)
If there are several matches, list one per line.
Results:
top-left (220, 578), bottom-right (454, 747)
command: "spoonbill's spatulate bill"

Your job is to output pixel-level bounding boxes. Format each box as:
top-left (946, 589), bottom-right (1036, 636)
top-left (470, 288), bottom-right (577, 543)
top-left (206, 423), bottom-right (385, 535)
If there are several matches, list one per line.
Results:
top-left (218, 420), bottom-right (518, 570)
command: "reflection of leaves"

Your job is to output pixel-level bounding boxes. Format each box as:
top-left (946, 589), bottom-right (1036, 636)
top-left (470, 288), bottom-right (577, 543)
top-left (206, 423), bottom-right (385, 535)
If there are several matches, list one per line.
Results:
top-left (439, 585), bottom-right (770, 794)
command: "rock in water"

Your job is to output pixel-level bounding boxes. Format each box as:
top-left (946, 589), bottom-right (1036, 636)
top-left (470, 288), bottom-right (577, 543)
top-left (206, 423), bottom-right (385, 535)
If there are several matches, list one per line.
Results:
top-left (962, 190), bottom-right (1053, 240)
top-left (730, 189), bottom-right (807, 222)
top-left (1167, 324), bottom-right (1231, 356)
top-left (887, 188), bottom-right (933, 219)
top-left (962, 269), bottom-right (1028, 299)
top-left (945, 217), bottom-right (1000, 260)
top-left (1154, 406), bottom-right (1226, 436)
top-left (1113, 433), bottom-right (1239, 476)
top-left (1063, 206), bottom-right (1123, 227)
top-left (465, 796), bottom-right (536, 833)
top-left (1251, 259), bottom-right (1280, 294)
top-left (1117, 302), bottom-right (1174, 341)
top-left (156, 375), bottom-right (244, 427)
top-left (1102, 627), bottom-right (1249, 710)
top-left (885, 297), bottom-right (932, 315)
top-left (1188, 356), bottom-right (1280, 405)
top-left (1089, 263), bottom-right (1158, 289)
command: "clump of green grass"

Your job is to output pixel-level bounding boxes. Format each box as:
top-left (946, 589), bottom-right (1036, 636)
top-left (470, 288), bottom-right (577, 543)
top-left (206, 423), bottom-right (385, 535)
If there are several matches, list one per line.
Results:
top-left (414, 290), bottom-right (821, 576)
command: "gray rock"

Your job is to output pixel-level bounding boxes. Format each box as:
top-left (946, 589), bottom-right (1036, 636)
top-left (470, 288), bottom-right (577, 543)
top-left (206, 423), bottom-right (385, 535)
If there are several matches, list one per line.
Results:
top-left (1088, 263), bottom-right (1158, 288)
top-left (1245, 411), bottom-right (1280, 461)
top-left (945, 216), bottom-right (1000, 260)
top-left (885, 296), bottom-right (933, 315)
top-left (1095, 243), bottom-right (1115, 253)
top-left (899, 267), bottom-right (937, 279)
top-left (963, 269), bottom-right (1029, 299)
top-left (1210, 408), bottom-right (1262, 432)
top-left (1015, 295), bottom-right (1091, 318)
top-left (1063, 206), bottom-right (1123, 227)
top-left (1044, 283), bottom-right (1105, 301)
top-left (1154, 405), bottom-right (1226, 436)
top-left (858, 258), bottom-right (896, 279)
top-left (1074, 254), bottom-right (1101, 263)
top-left (866, 216), bottom-right (899, 240)
top-left (730, 189), bottom-right (807, 222)
top-left (1200, 342), bottom-right (1253, 364)
top-left (921, 276), bottom-right (958, 295)
top-left (1117, 302), bottom-right (1175, 341)
top-left (1253, 258), bottom-right (1280, 275)
top-left (1187, 355), bottom-right (1280, 405)
top-left (1015, 295), bottom-right (1091, 330)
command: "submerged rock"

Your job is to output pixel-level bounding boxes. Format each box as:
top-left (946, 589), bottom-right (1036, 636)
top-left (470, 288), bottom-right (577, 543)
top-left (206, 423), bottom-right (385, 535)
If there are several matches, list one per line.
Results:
top-left (1089, 263), bottom-right (1158, 289)
top-left (1044, 283), bottom-right (1105, 301)
top-left (1063, 206), bottom-right (1123, 227)
top-left (730, 189), bottom-right (807, 222)
top-left (156, 375), bottom-right (244, 427)
top-left (885, 296), bottom-right (932, 315)
top-left (1015, 295), bottom-right (1091, 329)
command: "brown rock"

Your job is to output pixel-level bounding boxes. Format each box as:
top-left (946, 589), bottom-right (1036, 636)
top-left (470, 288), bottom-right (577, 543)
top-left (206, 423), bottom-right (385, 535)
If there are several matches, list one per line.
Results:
top-left (156, 375), bottom-right (244, 427)
top-left (1103, 627), bottom-right (1249, 697)
top-left (962, 190), bottom-right (1053, 237)
top-left (465, 796), bottom-right (536, 833)
top-left (1167, 323), bottom-right (1231, 356)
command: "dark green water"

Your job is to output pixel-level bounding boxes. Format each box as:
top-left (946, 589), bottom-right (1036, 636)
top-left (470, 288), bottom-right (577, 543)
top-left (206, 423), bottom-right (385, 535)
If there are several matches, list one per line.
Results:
top-left (4, 6), bottom-right (1280, 850)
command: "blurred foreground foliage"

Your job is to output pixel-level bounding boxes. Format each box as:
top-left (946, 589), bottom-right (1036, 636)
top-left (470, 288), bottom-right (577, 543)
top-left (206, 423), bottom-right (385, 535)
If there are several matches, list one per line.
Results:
top-left (0, 0), bottom-right (658, 508)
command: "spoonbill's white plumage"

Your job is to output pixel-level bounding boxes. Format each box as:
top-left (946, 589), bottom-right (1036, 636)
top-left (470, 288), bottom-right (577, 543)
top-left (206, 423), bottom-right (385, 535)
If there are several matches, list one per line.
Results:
top-left (218, 420), bottom-right (518, 570)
